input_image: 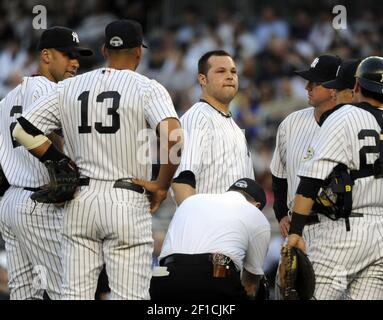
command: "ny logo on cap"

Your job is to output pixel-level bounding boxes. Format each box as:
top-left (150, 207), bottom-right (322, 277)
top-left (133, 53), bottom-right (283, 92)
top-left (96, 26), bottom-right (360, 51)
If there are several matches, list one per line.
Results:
top-left (311, 57), bottom-right (320, 68)
top-left (110, 36), bottom-right (123, 47)
top-left (235, 180), bottom-right (248, 188)
top-left (336, 66), bottom-right (341, 77)
top-left (72, 32), bottom-right (79, 43)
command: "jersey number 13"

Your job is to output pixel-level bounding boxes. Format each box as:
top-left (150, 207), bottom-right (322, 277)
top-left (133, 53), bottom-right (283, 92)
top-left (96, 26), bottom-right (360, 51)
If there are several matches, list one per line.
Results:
top-left (78, 91), bottom-right (121, 134)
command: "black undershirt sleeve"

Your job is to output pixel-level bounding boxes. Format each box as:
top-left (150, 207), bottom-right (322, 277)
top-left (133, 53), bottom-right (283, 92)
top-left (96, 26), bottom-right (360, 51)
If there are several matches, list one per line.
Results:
top-left (296, 176), bottom-right (323, 200)
top-left (271, 175), bottom-right (289, 222)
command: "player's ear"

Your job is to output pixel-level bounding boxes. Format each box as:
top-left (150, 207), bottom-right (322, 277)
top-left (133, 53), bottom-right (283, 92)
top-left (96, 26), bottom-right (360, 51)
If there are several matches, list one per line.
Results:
top-left (330, 89), bottom-right (337, 100)
top-left (198, 73), bottom-right (207, 86)
top-left (40, 49), bottom-right (51, 64)
top-left (353, 79), bottom-right (361, 93)
top-left (101, 45), bottom-right (108, 59)
top-left (135, 46), bottom-right (142, 60)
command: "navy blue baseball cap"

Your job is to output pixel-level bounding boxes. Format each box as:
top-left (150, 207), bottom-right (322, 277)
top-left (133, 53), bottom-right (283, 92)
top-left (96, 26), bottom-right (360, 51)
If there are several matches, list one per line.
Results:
top-left (228, 178), bottom-right (266, 210)
top-left (37, 26), bottom-right (93, 57)
top-left (104, 19), bottom-right (148, 49)
top-left (322, 59), bottom-right (361, 90)
top-left (295, 55), bottom-right (342, 83)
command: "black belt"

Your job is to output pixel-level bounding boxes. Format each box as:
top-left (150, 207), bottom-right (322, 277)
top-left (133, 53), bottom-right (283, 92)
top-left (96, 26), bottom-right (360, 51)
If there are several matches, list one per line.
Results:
top-left (160, 253), bottom-right (237, 271)
top-left (24, 178), bottom-right (145, 195)
top-left (306, 212), bottom-right (364, 226)
top-left (78, 177), bottom-right (145, 194)
top-left (23, 187), bottom-right (41, 192)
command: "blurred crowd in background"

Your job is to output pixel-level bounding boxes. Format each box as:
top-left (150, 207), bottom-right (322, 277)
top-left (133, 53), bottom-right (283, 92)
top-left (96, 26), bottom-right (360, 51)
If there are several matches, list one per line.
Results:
top-left (1, 0), bottom-right (383, 299)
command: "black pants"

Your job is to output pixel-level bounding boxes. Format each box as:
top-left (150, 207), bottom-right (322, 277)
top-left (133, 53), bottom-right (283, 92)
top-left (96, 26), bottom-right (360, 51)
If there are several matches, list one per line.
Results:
top-left (150, 254), bottom-right (248, 302)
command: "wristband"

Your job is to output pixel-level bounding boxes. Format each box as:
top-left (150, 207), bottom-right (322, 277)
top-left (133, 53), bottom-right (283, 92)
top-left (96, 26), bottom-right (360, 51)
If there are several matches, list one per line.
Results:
top-left (40, 144), bottom-right (67, 163)
top-left (288, 212), bottom-right (308, 236)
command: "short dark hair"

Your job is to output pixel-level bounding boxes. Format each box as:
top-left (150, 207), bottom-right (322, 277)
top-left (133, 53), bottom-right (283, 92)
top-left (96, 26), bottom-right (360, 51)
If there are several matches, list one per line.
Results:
top-left (361, 87), bottom-right (383, 103)
top-left (198, 50), bottom-right (232, 76)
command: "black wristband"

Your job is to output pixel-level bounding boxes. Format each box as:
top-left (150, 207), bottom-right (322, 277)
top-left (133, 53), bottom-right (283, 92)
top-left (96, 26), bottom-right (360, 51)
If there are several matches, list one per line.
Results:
top-left (288, 212), bottom-right (308, 236)
top-left (40, 143), bottom-right (67, 163)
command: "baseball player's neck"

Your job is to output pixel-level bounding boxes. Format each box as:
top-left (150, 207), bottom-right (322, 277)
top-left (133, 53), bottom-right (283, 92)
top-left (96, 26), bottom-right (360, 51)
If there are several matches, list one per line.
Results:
top-left (37, 64), bottom-right (56, 83)
top-left (201, 95), bottom-right (230, 116)
top-left (356, 95), bottom-right (383, 109)
top-left (314, 102), bottom-right (337, 122)
top-left (107, 59), bottom-right (137, 71)
top-left (104, 48), bottom-right (141, 71)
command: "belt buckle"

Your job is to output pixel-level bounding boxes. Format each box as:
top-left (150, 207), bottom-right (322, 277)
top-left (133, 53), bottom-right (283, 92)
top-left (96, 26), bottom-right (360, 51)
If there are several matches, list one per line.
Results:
top-left (211, 253), bottom-right (231, 278)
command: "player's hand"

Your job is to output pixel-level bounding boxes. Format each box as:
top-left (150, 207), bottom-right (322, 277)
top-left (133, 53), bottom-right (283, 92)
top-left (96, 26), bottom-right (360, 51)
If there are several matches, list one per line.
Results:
top-left (286, 234), bottom-right (306, 253)
top-left (279, 216), bottom-right (290, 237)
top-left (132, 179), bottom-right (168, 215)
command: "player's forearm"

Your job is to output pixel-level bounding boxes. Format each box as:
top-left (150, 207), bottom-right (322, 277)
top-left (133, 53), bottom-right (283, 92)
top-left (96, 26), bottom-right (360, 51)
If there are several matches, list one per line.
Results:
top-left (292, 194), bottom-right (315, 215)
top-left (156, 163), bottom-right (179, 190)
top-left (156, 118), bottom-right (183, 189)
top-left (293, 176), bottom-right (323, 214)
top-left (289, 176), bottom-right (322, 235)
top-left (48, 131), bottom-right (64, 152)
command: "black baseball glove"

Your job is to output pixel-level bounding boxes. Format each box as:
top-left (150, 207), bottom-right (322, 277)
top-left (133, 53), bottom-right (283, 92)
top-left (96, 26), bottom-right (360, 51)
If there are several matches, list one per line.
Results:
top-left (276, 245), bottom-right (315, 300)
top-left (31, 158), bottom-right (80, 203)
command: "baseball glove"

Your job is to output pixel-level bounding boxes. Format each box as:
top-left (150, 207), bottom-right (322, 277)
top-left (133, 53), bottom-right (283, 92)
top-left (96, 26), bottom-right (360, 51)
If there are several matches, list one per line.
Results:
top-left (276, 245), bottom-right (315, 300)
top-left (31, 158), bottom-right (80, 203)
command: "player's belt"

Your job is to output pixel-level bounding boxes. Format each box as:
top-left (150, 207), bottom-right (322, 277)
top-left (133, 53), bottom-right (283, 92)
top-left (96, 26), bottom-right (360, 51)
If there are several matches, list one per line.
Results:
top-left (113, 179), bottom-right (145, 194)
top-left (307, 212), bottom-right (364, 225)
top-left (160, 253), bottom-right (237, 272)
top-left (77, 177), bottom-right (145, 194)
top-left (23, 187), bottom-right (41, 192)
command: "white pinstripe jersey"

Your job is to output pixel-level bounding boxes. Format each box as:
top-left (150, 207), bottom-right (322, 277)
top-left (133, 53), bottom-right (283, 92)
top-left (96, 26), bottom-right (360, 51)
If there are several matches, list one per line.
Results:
top-left (0, 76), bottom-right (56, 187)
top-left (299, 104), bottom-right (383, 216)
top-left (174, 101), bottom-right (254, 194)
top-left (270, 107), bottom-right (318, 209)
top-left (23, 68), bottom-right (178, 181)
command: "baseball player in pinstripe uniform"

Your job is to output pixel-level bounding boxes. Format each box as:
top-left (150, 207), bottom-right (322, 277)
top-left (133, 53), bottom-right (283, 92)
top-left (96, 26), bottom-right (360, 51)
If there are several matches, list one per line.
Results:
top-left (286, 56), bottom-right (383, 299)
top-left (0, 27), bottom-right (92, 299)
top-left (172, 50), bottom-right (254, 205)
top-left (13, 19), bottom-right (182, 300)
top-left (270, 55), bottom-right (341, 239)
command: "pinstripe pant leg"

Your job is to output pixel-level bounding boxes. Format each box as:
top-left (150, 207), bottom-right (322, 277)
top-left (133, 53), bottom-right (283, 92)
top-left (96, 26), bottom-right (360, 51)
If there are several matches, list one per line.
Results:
top-left (102, 202), bottom-right (153, 300)
top-left (348, 257), bottom-right (383, 300)
top-left (61, 198), bottom-right (103, 300)
top-left (312, 261), bottom-right (349, 300)
top-left (0, 188), bottom-right (42, 300)
top-left (0, 222), bottom-right (41, 299)
top-left (10, 191), bottom-right (63, 300)
top-left (15, 205), bottom-right (63, 300)
top-left (348, 218), bottom-right (383, 300)
top-left (308, 216), bottom-right (381, 300)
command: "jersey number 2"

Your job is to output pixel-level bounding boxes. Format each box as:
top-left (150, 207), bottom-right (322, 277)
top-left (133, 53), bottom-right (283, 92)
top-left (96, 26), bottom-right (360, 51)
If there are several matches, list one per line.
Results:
top-left (358, 129), bottom-right (379, 168)
top-left (78, 91), bottom-right (121, 134)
